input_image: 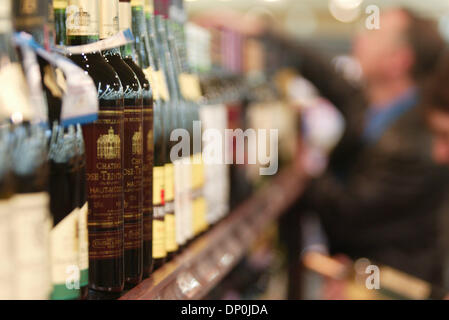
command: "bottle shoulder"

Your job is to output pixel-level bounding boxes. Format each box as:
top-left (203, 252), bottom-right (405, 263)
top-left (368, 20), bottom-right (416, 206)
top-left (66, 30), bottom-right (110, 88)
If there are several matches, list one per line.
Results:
top-left (104, 55), bottom-right (140, 87)
top-left (124, 58), bottom-right (150, 88)
top-left (69, 53), bottom-right (123, 92)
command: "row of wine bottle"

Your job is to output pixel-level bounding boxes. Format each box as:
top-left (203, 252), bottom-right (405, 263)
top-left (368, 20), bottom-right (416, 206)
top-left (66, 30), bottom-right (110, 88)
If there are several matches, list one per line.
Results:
top-left (0, 0), bottom-right (230, 299)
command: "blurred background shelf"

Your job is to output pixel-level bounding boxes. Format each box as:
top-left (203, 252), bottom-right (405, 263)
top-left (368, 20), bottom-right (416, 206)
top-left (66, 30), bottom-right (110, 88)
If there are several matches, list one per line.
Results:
top-left (120, 166), bottom-right (306, 300)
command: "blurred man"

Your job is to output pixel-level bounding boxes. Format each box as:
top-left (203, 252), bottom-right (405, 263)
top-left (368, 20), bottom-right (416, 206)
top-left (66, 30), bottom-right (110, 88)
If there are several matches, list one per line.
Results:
top-left (293, 8), bottom-right (449, 286)
top-left (424, 54), bottom-right (449, 165)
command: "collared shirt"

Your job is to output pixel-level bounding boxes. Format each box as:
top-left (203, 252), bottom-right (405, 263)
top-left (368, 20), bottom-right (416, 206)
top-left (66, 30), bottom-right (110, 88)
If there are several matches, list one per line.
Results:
top-left (363, 87), bottom-right (419, 144)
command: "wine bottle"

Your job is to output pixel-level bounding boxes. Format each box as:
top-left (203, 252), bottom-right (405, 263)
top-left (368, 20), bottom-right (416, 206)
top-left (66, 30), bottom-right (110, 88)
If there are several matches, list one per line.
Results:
top-left (49, 0), bottom-right (91, 298)
top-left (11, 124), bottom-right (52, 300)
top-left (75, 123), bottom-right (89, 299)
top-left (129, 0), bottom-right (154, 278)
top-left (166, 0), bottom-right (187, 252)
top-left (101, 0), bottom-right (144, 288)
top-left (152, 0), bottom-right (179, 261)
top-left (144, 1), bottom-right (168, 270)
top-left (67, 0), bottom-right (125, 294)
top-left (169, 0), bottom-right (207, 237)
top-left (47, 123), bottom-right (81, 300)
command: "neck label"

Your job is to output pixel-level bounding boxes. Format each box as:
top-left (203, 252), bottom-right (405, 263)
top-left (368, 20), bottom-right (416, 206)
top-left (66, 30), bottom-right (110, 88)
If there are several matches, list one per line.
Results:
top-left (99, 0), bottom-right (119, 39)
top-left (118, 2), bottom-right (131, 32)
top-left (66, 0), bottom-right (99, 36)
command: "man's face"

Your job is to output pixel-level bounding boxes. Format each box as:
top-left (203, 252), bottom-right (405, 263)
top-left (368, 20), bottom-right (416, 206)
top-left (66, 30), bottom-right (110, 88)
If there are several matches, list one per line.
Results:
top-left (353, 10), bottom-right (412, 82)
top-left (427, 109), bottom-right (449, 165)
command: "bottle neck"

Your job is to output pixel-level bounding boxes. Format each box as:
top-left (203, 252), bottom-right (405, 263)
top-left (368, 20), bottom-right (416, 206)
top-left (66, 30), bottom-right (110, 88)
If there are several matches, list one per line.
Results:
top-left (131, 4), bottom-right (150, 68)
top-left (99, 0), bottom-right (119, 40)
top-left (66, 0), bottom-right (100, 45)
top-left (144, 0), bottom-right (153, 19)
top-left (54, 4), bottom-right (66, 46)
top-left (132, 4), bottom-right (146, 38)
top-left (119, 1), bottom-right (134, 59)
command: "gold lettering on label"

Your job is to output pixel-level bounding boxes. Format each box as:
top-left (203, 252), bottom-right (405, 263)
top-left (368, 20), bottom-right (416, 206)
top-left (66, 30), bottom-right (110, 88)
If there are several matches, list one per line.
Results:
top-left (132, 126), bottom-right (143, 156)
top-left (147, 130), bottom-right (153, 152)
top-left (76, 7), bottom-right (91, 27)
top-left (97, 127), bottom-right (121, 160)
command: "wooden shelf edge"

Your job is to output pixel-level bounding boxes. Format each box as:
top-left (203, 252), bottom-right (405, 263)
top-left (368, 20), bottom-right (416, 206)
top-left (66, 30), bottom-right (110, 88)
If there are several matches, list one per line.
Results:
top-left (120, 167), bottom-right (306, 300)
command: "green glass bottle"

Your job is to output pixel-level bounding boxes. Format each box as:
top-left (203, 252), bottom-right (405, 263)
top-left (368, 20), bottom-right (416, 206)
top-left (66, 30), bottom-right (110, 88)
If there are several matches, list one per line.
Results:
top-left (152, 0), bottom-right (179, 261)
top-left (144, 0), bottom-right (167, 270)
top-left (129, 0), bottom-right (155, 278)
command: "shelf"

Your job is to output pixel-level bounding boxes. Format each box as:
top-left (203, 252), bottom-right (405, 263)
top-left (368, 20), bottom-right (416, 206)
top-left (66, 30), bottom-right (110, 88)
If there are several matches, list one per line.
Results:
top-left (120, 166), bottom-right (307, 300)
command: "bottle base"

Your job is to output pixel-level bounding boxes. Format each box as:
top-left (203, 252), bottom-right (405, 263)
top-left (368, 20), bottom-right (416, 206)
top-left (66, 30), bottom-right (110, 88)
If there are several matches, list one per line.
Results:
top-left (143, 262), bottom-right (154, 279)
top-left (87, 288), bottom-right (122, 300)
top-left (153, 257), bottom-right (166, 271)
top-left (124, 276), bottom-right (142, 290)
top-left (79, 286), bottom-right (89, 300)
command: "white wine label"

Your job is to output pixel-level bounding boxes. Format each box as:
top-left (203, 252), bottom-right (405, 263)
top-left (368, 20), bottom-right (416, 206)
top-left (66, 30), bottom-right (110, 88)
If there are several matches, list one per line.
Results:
top-left (0, 62), bottom-right (34, 123)
top-left (10, 192), bottom-right (52, 300)
top-left (50, 207), bottom-right (80, 299)
top-left (118, 1), bottom-right (131, 32)
top-left (192, 153), bottom-right (204, 189)
top-left (165, 213), bottom-right (177, 252)
top-left (153, 166), bottom-right (164, 205)
top-left (0, 199), bottom-right (13, 299)
top-left (99, 0), bottom-right (119, 39)
top-left (186, 156), bottom-right (195, 241)
top-left (152, 219), bottom-right (166, 258)
top-left (54, 0), bottom-right (68, 9)
top-left (66, 0), bottom-right (99, 36)
top-left (193, 197), bottom-right (207, 235)
top-left (174, 159), bottom-right (185, 246)
top-left (164, 163), bottom-right (174, 202)
top-left (182, 160), bottom-right (193, 242)
top-left (200, 104), bottom-right (230, 224)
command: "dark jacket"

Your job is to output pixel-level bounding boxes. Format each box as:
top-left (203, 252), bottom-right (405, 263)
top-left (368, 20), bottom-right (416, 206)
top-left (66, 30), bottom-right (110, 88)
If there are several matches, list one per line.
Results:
top-left (310, 106), bottom-right (448, 284)
top-left (287, 42), bottom-right (449, 284)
